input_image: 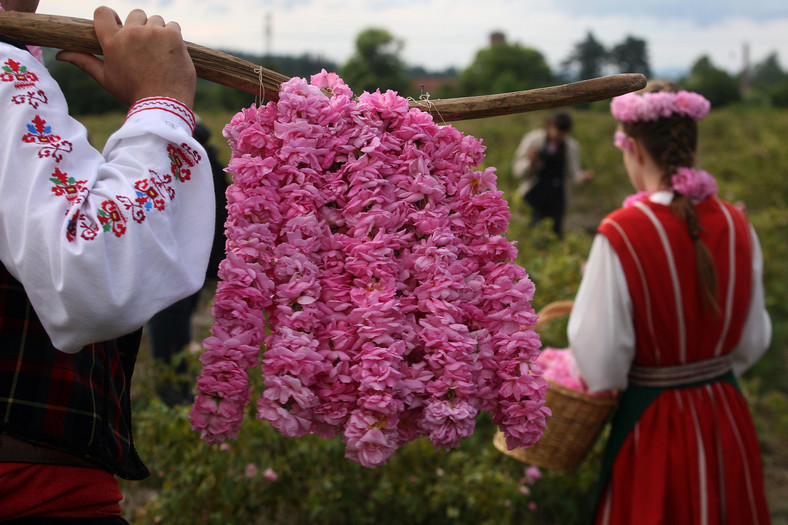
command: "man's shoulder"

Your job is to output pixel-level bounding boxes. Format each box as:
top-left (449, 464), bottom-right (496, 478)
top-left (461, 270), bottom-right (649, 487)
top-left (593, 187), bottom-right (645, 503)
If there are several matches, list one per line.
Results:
top-left (524, 128), bottom-right (546, 140)
top-left (517, 128), bottom-right (546, 148)
top-left (565, 135), bottom-right (581, 151)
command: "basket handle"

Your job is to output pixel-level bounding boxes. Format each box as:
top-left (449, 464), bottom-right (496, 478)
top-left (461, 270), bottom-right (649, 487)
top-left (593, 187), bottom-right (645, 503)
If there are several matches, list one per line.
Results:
top-left (535, 300), bottom-right (573, 330)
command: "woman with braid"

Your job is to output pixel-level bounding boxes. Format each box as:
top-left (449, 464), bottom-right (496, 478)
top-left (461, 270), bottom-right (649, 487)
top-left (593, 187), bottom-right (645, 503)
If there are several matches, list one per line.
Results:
top-left (568, 82), bottom-right (772, 524)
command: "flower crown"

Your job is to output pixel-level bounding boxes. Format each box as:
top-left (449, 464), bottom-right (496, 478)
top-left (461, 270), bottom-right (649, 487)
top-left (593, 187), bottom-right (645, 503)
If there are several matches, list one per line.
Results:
top-left (611, 90), bottom-right (711, 123)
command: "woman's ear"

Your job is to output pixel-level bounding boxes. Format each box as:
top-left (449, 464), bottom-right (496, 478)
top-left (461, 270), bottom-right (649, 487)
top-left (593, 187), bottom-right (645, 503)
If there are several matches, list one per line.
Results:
top-left (629, 137), bottom-right (645, 165)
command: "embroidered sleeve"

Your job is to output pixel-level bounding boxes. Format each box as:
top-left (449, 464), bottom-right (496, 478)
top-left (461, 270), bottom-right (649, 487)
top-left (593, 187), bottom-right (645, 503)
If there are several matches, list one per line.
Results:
top-left (127, 97), bottom-right (196, 133)
top-left (0, 42), bottom-right (216, 353)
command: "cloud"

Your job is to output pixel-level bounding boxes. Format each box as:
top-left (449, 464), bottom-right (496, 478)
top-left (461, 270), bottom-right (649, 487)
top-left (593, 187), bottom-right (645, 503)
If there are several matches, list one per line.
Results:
top-left (550, 0), bottom-right (788, 25)
top-left (258, 0), bottom-right (316, 10)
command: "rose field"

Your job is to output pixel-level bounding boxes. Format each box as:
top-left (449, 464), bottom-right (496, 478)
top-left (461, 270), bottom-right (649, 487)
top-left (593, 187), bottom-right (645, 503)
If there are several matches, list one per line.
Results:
top-left (80, 102), bottom-right (788, 524)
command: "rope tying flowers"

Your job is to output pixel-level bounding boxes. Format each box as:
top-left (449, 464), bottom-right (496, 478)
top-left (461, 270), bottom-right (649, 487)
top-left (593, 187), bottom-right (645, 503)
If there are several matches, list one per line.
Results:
top-left (190, 70), bottom-right (549, 467)
top-left (610, 90), bottom-right (711, 123)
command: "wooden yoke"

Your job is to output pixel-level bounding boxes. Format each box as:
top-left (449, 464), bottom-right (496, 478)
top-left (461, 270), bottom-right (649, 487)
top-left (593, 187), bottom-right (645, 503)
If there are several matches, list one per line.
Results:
top-left (0, 11), bottom-right (647, 121)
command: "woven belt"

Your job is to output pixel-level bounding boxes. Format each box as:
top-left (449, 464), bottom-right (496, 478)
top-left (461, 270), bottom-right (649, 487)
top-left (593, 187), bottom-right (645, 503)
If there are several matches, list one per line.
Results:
top-left (628, 355), bottom-right (733, 388)
top-left (0, 433), bottom-right (99, 469)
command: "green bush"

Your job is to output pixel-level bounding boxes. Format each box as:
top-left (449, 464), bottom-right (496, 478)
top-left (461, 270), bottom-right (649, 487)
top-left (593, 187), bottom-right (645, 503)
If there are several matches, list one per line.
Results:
top-left (123, 363), bottom-right (609, 525)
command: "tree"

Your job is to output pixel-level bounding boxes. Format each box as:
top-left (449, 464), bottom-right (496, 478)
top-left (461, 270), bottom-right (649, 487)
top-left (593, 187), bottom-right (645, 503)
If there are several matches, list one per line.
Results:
top-left (751, 52), bottom-right (787, 92)
top-left (457, 42), bottom-right (553, 97)
top-left (266, 53), bottom-right (339, 79)
top-left (682, 55), bottom-right (741, 108)
top-left (340, 28), bottom-right (410, 95)
top-left (770, 82), bottom-right (788, 107)
top-left (562, 32), bottom-right (608, 80)
top-left (609, 36), bottom-right (651, 77)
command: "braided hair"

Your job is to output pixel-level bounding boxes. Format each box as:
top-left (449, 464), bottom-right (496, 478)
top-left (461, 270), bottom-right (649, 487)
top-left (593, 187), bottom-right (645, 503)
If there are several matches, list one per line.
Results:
top-left (621, 82), bottom-right (720, 315)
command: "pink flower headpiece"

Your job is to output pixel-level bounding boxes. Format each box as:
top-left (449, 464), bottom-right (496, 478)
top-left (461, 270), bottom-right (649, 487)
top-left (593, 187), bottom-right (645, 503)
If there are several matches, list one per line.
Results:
top-left (613, 130), bottom-right (632, 153)
top-left (610, 90), bottom-right (711, 123)
top-left (671, 167), bottom-right (717, 202)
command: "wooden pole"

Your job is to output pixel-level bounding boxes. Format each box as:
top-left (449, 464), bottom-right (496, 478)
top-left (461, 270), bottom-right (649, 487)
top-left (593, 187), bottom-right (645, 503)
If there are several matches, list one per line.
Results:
top-left (0, 12), bottom-right (647, 121)
top-left (409, 75), bottom-right (647, 121)
top-left (0, 12), bottom-right (290, 99)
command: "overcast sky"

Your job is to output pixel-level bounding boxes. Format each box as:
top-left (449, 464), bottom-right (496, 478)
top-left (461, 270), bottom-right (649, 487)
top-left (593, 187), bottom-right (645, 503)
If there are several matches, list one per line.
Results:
top-left (51, 1), bottom-right (788, 78)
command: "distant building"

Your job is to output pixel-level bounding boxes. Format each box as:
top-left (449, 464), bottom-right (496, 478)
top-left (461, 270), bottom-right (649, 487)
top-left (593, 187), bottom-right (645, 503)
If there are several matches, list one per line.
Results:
top-left (490, 31), bottom-right (506, 47)
top-left (410, 76), bottom-right (459, 98)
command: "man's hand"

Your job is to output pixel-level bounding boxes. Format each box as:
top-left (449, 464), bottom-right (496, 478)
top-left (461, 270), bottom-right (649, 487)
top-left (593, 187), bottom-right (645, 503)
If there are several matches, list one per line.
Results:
top-left (56, 7), bottom-right (196, 108)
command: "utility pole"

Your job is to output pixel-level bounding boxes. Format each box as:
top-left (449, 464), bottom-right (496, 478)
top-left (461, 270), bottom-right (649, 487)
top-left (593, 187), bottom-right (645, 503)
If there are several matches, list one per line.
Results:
top-left (740, 42), bottom-right (751, 95)
top-left (264, 12), bottom-right (272, 60)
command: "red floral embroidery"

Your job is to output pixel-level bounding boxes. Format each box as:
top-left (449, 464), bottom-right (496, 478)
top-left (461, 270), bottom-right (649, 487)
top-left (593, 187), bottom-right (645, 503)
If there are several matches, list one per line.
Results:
top-left (117, 168), bottom-right (180, 225)
top-left (22, 115), bottom-right (73, 163)
top-left (97, 200), bottom-right (127, 238)
top-left (12, 89), bottom-right (48, 108)
top-left (116, 194), bottom-right (146, 224)
top-left (2, 57), bottom-right (199, 244)
top-left (49, 141), bottom-right (200, 242)
top-left (66, 209), bottom-right (99, 242)
top-left (168, 143), bottom-right (201, 182)
top-left (50, 168), bottom-right (88, 205)
top-left (135, 171), bottom-right (175, 211)
top-left (1, 58), bottom-right (38, 90)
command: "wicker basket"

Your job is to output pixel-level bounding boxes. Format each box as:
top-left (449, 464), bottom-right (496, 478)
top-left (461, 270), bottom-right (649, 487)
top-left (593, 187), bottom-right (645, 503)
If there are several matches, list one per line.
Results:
top-left (493, 300), bottom-right (619, 471)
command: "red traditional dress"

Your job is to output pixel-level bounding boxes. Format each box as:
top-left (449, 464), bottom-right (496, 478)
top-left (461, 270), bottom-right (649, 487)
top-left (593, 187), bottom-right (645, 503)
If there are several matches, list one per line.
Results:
top-left (569, 191), bottom-right (772, 525)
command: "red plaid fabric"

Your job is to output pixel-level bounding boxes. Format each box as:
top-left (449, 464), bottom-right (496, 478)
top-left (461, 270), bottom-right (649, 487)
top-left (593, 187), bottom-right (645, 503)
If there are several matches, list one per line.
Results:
top-left (0, 263), bottom-right (149, 480)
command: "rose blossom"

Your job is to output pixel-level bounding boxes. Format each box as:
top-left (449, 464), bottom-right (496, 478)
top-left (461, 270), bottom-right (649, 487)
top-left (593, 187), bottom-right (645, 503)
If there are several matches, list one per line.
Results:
top-left (191, 70), bottom-right (548, 467)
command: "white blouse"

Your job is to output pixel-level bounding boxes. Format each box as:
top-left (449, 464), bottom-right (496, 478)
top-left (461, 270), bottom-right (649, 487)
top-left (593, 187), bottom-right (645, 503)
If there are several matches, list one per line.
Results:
top-left (0, 41), bottom-right (215, 353)
top-left (567, 192), bottom-right (772, 392)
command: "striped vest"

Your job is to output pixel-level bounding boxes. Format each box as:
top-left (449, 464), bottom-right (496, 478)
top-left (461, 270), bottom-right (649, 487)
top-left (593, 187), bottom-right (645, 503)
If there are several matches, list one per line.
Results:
top-left (598, 196), bottom-right (753, 366)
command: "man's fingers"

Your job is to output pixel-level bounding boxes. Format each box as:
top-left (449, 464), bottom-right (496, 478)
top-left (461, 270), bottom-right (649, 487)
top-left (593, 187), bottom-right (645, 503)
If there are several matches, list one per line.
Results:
top-left (147, 15), bottom-right (166, 28)
top-left (124, 8), bottom-right (149, 27)
top-left (92, 6), bottom-right (122, 41)
top-left (55, 51), bottom-right (106, 86)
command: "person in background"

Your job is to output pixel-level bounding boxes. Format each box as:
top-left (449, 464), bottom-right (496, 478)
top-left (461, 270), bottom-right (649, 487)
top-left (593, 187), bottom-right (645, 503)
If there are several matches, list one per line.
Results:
top-left (568, 82), bottom-right (771, 523)
top-left (0, 2), bottom-right (214, 522)
top-left (146, 120), bottom-right (228, 407)
top-left (512, 110), bottom-right (593, 238)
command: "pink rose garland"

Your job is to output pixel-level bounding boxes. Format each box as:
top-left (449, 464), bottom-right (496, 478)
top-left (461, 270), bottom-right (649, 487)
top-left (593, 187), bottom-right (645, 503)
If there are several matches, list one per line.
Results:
top-left (190, 71), bottom-right (549, 467)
